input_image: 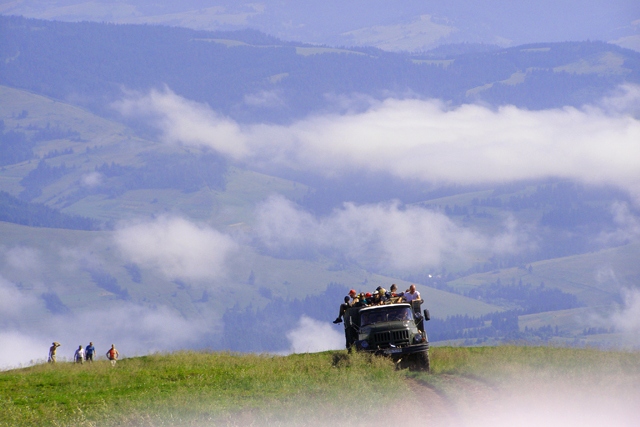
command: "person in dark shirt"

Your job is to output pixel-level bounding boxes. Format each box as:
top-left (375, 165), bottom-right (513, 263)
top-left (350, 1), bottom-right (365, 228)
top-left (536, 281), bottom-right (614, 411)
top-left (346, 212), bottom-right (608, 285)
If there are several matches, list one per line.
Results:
top-left (85, 342), bottom-right (96, 362)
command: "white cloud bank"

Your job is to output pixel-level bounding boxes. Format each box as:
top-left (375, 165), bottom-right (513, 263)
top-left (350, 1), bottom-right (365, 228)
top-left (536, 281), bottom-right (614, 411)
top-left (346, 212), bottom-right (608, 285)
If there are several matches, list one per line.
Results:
top-left (254, 196), bottom-right (532, 270)
top-left (0, 306), bottom-right (208, 370)
top-left (583, 287), bottom-right (640, 348)
top-left (609, 289), bottom-right (640, 342)
top-left (3, 246), bottom-right (41, 272)
top-left (0, 274), bottom-right (210, 370)
top-left (114, 88), bottom-right (249, 159)
top-left (114, 216), bottom-right (238, 281)
top-left (114, 85), bottom-right (640, 200)
top-left (285, 316), bottom-right (344, 354)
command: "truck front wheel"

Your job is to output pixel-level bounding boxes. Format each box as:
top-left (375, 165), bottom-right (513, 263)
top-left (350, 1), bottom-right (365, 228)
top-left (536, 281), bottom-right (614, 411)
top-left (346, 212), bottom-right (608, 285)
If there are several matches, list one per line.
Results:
top-left (414, 350), bottom-right (430, 372)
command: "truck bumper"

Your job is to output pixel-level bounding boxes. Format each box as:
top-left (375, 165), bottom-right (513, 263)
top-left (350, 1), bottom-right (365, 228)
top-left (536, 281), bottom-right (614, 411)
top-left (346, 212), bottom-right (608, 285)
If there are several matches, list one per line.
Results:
top-left (372, 342), bottom-right (429, 358)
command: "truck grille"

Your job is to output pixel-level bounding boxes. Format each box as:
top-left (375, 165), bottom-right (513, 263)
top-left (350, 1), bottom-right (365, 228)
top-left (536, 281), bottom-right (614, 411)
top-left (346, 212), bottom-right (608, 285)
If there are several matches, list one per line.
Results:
top-left (372, 330), bottom-right (410, 348)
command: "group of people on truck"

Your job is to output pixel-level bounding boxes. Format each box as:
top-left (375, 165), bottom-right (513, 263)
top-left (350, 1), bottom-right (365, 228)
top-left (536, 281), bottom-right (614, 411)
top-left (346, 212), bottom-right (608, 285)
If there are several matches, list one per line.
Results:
top-left (333, 284), bottom-right (422, 324)
top-left (48, 342), bottom-right (119, 365)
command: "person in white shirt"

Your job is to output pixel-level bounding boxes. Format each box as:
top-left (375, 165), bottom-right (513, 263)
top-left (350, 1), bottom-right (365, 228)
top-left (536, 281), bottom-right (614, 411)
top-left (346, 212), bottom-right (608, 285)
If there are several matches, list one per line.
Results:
top-left (74, 345), bottom-right (85, 364)
top-left (403, 284), bottom-right (422, 303)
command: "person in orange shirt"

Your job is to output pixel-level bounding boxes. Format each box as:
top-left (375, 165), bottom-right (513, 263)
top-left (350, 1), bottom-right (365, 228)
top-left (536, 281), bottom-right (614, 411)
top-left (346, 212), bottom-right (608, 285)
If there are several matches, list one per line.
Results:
top-left (106, 344), bottom-right (119, 366)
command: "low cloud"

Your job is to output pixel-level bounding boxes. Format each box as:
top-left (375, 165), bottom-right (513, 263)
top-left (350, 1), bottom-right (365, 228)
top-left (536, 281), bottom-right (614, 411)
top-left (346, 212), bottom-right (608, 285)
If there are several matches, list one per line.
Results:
top-left (285, 316), bottom-right (344, 354)
top-left (0, 276), bottom-right (43, 323)
top-left (112, 87), bottom-right (249, 159)
top-left (0, 331), bottom-right (43, 369)
top-left (254, 196), bottom-right (532, 270)
top-left (244, 90), bottom-right (285, 108)
top-left (0, 274), bottom-right (211, 369)
top-left (598, 202), bottom-right (640, 245)
top-left (114, 216), bottom-right (238, 281)
top-left (586, 287), bottom-right (640, 348)
top-left (609, 289), bottom-right (640, 341)
top-left (3, 246), bottom-right (41, 271)
top-left (599, 84), bottom-right (640, 117)
top-left (115, 86), bottom-right (640, 201)
top-left (80, 171), bottom-right (103, 187)
top-left (47, 304), bottom-right (209, 355)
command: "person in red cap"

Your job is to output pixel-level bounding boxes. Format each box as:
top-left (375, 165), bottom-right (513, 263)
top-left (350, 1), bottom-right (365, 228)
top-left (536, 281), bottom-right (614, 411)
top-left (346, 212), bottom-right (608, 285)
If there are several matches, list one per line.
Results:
top-left (333, 289), bottom-right (358, 324)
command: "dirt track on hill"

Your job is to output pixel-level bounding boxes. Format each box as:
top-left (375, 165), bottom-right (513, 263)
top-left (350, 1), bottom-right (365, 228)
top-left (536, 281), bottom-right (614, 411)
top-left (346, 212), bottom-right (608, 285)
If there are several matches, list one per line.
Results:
top-left (405, 375), bottom-right (504, 426)
top-left (204, 371), bottom-right (640, 427)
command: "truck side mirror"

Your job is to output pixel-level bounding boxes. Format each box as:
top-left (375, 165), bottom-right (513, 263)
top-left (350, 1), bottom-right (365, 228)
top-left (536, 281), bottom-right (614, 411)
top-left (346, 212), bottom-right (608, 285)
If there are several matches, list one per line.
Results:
top-left (423, 309), bottom-right (430, 321)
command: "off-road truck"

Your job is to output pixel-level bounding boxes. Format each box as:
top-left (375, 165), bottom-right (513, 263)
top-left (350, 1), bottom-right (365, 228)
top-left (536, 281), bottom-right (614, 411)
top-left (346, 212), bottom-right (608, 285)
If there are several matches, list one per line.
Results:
top-left (342, 300), bottom-right (430, 371)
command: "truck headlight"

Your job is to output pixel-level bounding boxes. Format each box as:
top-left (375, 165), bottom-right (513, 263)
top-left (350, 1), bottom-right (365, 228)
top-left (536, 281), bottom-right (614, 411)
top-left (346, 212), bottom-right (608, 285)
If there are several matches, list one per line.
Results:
top-left (413, 334), bottom-right (424, 343)
top-left (358, 340), bottom-right (369, 349)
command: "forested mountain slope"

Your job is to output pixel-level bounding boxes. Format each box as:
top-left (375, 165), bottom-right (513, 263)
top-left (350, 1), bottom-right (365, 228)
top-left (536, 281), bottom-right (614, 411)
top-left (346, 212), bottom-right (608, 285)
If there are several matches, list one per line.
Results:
top-left (2, 16), bottom-right (639, 124)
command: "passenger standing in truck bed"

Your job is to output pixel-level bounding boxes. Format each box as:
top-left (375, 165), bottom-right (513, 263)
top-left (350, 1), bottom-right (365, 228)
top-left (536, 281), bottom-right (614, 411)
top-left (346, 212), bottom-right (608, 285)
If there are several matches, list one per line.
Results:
top-left (403, 284), bottom-right (422, 303)
top-left (387, 284), bottom-right (403, 303)
top-left (375, 286), bottom-right (388, 304)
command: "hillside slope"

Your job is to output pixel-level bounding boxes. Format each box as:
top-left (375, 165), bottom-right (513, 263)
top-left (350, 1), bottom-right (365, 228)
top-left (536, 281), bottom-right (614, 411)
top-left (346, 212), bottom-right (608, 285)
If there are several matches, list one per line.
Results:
top-left (2, 82), bottom-right (639, 353)
top-left (1, 347), bottom-right (639, 426)
top-left (2, 0), bottom-right (638, 52)
top-left (2, 16), bottom-right (639, 123)
top-left (1, 86), bottom-right (504, 357)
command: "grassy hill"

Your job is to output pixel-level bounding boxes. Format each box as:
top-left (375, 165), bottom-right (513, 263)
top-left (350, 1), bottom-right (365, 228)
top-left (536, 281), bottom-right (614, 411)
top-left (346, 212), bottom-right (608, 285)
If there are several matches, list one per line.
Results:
top-left (2, 347), bottom-right (639, 426)
top-left (447, 241), bottom-right (640, 307)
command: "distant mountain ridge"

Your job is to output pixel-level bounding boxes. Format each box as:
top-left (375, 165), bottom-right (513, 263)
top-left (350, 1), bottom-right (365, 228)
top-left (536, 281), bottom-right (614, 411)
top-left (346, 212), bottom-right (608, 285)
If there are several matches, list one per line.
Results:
top-left (2, 0), bottom-right (638, 51)
top-left (1, 16), bottom-right (639, 125)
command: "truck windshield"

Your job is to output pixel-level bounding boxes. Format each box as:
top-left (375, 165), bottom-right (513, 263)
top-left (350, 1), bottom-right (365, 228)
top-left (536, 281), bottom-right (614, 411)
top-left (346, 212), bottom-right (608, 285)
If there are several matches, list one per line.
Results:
top-left (360, 307), bottom-right (413, 326)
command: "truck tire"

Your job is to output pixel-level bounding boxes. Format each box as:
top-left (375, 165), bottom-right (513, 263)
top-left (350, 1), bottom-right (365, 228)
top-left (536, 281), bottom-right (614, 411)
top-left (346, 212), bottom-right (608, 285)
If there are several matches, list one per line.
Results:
top-left (414, 350), bottom-right (430, 372)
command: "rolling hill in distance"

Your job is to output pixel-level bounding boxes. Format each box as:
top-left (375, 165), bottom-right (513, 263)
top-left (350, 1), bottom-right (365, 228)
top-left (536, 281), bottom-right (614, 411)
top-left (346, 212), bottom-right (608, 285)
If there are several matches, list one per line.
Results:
top-left (1, 15), bottom-right (640, 368)
top-left (2, 0), bottom-right (639, 52)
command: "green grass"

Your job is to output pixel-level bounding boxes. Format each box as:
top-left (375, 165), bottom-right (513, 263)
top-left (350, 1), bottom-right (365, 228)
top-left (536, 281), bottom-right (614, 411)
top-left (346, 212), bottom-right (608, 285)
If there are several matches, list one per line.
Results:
top-left (428, 346), bottom-right (640, 377)
top-left (0, 351), bottom-right (404, 426)
top-left (3, 347), bottom-right (640, 426)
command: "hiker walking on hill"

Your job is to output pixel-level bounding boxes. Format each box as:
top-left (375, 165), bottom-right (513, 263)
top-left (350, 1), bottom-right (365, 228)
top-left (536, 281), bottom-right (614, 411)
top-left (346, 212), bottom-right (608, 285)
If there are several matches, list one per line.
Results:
top-left (48, 342), bottom-right (60, 363)
top-left (106, 344), bottom-right (119, 366)
top-left (74, 345), bottom-right (85, 364)
top-left (85, 342), bottom-right (96, 362)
